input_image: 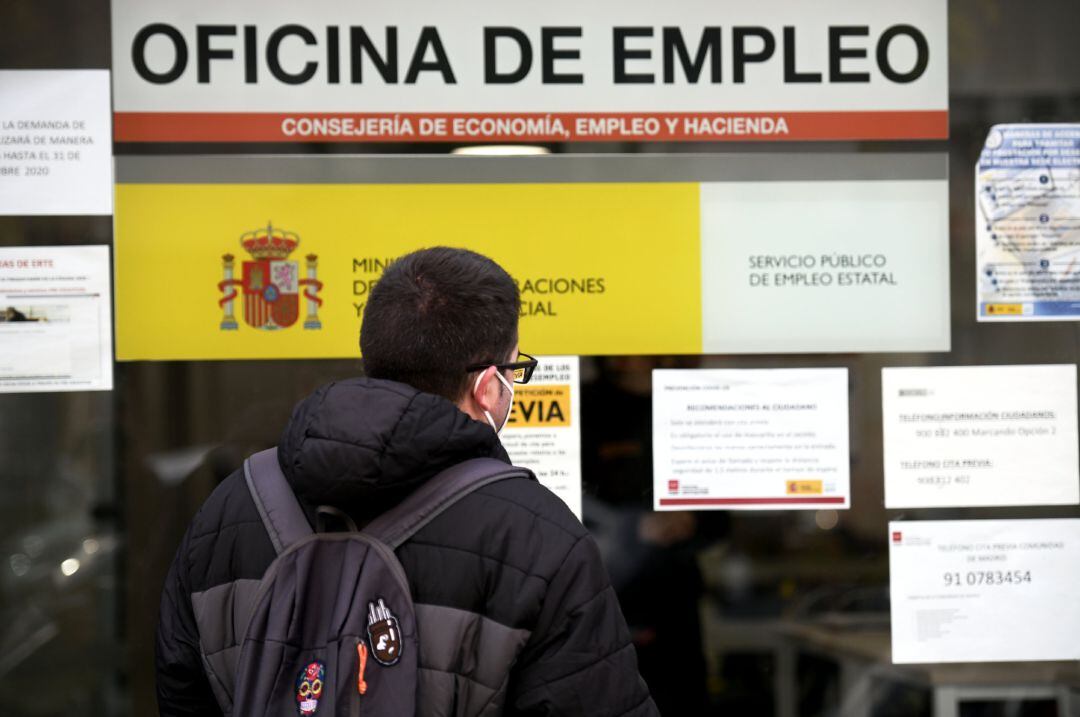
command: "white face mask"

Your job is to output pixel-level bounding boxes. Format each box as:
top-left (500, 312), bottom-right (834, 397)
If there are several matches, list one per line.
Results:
top-left (474, 369), bottom-right (514, 434)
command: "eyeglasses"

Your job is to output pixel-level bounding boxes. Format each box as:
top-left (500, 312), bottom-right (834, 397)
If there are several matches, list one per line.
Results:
top-left (465, 351), bottom-right (539, 384)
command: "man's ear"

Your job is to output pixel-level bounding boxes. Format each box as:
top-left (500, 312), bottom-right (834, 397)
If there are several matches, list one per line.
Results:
top-left (473, 365), bottom-right (501, 412)
top-left (459, 366), bottom-right (500, 421)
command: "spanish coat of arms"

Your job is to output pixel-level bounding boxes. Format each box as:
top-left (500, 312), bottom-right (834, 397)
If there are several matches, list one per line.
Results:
top-left (217, 223), bottom-right (323, 331)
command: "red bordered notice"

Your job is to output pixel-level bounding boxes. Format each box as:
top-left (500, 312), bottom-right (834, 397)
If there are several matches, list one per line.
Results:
top-left (652, 368), bottom-right (850, 511)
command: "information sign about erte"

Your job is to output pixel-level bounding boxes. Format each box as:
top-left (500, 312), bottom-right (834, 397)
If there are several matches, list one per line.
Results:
top-left (890, 519), bottom-right (1080, 663)
top-left (110, 0), bottom-right (947, 143)
top-left (501, 356), bottom-right (582, 519)
top-left (0, 246), bottom-right (113, 393)
top-left (0, 71), bottom-right (112, 215)
top-left (882, 365), bottom-right (1079, 509)
top-left (977, 124), bottom-right (1080, 320)
top-left (652, 368), bottom-right (850, 511)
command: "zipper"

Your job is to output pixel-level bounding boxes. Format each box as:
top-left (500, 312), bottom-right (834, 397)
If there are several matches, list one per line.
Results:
top-left (352, 636), bottom-right (367, 717)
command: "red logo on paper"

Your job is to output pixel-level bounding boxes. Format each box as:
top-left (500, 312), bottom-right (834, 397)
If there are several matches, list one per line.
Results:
top-left (892, 531), bottom-right (903, 544)
top-left (668, 480), bottom-right (679, 494)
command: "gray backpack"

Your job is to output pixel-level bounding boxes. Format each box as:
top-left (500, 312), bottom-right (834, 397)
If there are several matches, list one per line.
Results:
top-left (221, 448), bottom-right (533, 717)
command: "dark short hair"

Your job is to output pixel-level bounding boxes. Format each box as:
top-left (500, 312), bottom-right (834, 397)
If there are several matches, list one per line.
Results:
top-left (360, 247), bottom-right (521, 401)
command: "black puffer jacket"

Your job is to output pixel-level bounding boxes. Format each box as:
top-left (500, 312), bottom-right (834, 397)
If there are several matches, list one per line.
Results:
top-left (156, 377), bottom-right (658, 716)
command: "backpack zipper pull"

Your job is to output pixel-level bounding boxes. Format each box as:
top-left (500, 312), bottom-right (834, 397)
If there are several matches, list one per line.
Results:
top-left (357, 641), bottom-right (369, 695)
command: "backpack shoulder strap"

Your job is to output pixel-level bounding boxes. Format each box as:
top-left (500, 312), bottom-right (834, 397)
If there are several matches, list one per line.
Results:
top-left (363, 458), bottom-right (535, 549)
top-left (243, 448), bottom-right (313, 554)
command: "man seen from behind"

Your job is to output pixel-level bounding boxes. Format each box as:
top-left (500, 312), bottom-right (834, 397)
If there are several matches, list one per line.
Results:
top-left (156, 246), bottom-right (659, 716)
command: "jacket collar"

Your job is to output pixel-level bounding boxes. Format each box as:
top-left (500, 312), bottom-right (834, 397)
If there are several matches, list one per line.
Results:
top-left (278, 377), bottom-right (509, 520)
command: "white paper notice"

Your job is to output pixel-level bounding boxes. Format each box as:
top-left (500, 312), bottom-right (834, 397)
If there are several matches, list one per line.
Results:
top-left (0, 246), bottom-right (113, 392)
top-left (890, 519), bottom-right (1080, 663)
top-left (0, 70), bottom-right (112, 215)
top-left (653, 368), bottom-right (849, 511)
top-left (882, 365), bottom-right (1079, 508)
top-left (501, 356), bottom-right (582, 519)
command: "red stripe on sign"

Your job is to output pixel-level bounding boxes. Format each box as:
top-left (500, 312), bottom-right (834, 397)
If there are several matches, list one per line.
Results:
top-left (658, 497), bottom-right (848, 506)
top-left (113, 110), bottom-right (948, 143)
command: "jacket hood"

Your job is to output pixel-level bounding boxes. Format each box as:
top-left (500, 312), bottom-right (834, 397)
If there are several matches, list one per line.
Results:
top-left (278, 377), bottom-right (509, 518)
